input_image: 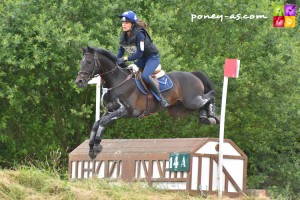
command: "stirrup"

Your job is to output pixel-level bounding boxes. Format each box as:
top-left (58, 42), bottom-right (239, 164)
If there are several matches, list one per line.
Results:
top-left (160, 98), bottom-right (169, 108)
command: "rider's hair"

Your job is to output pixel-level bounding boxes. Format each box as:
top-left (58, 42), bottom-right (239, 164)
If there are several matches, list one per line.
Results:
top-left (136, 19), bottom-right (147, 30)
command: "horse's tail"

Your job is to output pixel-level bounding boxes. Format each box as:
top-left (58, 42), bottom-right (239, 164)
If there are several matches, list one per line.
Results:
top-left (191, 71), bottom-right (214, 94)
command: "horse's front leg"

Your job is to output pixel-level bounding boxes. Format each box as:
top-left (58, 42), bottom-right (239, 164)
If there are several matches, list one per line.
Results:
top-left (88, 112), bottom-right (110, 159)
top-left (89, 103), bottom-right (128, 159)
top-left (99, 102), bottom-right (128, 126)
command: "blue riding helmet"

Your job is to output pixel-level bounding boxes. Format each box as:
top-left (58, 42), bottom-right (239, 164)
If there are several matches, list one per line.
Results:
top-left (119, 11), bottom-right (138, 23)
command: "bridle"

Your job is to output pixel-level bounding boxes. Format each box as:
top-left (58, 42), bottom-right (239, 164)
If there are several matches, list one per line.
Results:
top-left (77, 53), bottom-right (100, 83)
top-left (77, 52), bottom-right (132, 90)
top-left (77, 53), bottom-right (118, 82)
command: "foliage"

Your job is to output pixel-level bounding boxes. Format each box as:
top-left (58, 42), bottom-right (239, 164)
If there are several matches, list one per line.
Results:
top-left (0, 0), bottom-right (299, 199)
top-left (0, 0), bottom-right (96, 167)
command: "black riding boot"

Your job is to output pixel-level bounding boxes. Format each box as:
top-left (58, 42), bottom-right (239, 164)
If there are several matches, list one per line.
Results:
top-left (148, 76), bottom-right (169, 108)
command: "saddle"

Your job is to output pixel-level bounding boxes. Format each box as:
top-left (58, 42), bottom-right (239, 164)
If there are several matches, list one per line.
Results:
top-left (128, 64), bottom-right (173, 98)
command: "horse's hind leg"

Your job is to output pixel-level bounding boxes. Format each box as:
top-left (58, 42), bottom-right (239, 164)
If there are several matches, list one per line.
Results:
top-left (183, 90), bottom-right (215, 109)
top-left (199, 99), bottom-right (220, 125)
top-left (200, 103), bottom-right (216, 125)
top-left (182, 90), bottom-right (219, 125)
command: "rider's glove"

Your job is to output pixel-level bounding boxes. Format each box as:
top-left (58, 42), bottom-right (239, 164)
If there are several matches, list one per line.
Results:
top-left (117, 57), bottom-right (128, 66)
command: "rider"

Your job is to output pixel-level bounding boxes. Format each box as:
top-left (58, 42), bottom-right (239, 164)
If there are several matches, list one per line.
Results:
top-left (116, 10), bottom-right (169, 108)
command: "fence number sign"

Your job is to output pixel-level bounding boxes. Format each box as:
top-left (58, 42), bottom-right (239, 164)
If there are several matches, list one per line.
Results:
top-left (169, 153), bottom-right (190, 172)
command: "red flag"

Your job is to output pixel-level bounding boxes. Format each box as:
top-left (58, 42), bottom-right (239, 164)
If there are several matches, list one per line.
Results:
top-left (224, 59), bottom-right (240, 78)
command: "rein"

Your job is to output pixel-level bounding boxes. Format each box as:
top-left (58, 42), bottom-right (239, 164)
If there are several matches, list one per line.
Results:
top-left (107, 73), bottom-right (133, 91)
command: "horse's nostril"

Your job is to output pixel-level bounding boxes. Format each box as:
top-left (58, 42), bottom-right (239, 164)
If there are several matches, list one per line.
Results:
top-left (76, 78), bottom-right (87, 88)
top-left (76, 79), bottom-right (82, 85)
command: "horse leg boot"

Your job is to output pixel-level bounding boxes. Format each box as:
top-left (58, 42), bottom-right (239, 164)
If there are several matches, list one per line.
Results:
top-left (199, 105), bottom-right (210, 125)
top-left (93, 125), bottom-right (104, 154)
top-left (88, 131), bottom-right (96, 159)
top-left (208, 102), bottom-right (220, 124)
top-left (199, 103), bottom-right (215, 125)
top-left (208, 103), bottom-right (216, 117)
top-left (88, 120), bottom-right (100, 159)
top-left (147, 76), bottom-right (169, 108)
top-left (199, 102), bottom-right (220, 125)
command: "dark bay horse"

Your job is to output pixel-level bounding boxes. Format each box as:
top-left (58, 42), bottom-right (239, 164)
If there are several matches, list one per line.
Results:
top-left (76, 46), bottom-right (219, 159)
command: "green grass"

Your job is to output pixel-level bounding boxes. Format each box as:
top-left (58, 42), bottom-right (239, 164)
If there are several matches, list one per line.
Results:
top-left (0, 167), bottom-right (271, 200)
top-left (0, 167), bottom-right (199, 200)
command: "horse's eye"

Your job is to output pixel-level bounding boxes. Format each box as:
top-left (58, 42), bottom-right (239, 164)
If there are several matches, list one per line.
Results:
top-left (87, 61), bottom-right (92, 64)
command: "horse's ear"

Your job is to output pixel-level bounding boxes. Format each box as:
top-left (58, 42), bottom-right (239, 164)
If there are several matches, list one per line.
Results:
top-left (87, 45), bottom-right (93, 52)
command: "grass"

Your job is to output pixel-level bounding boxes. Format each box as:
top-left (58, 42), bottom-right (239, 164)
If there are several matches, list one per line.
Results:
top-left (0, 166), bottom-right (272, 200)
top-left (0, 167), bottom-right (196, 200)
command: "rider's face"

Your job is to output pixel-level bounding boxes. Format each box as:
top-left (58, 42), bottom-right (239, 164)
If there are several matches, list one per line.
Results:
top-left (122, 21), bottom-right (132, 32)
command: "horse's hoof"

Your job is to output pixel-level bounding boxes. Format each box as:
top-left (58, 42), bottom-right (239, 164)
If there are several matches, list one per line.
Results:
top-left (208, 117), bottom-right (217, 125)
top-left (214, 116), bottom-right (220, 124)
top-left (89, 150), bottom-right (97, 160)
top-left (93, 144), bottom-right (103, 153)
top-left (200, 117), bottom-right (216, 125)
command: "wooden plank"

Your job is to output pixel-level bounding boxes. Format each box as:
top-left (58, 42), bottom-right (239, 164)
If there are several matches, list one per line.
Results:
top-left (142, 160), bottom-right (149, 180)
top-left (209, 157), bottom-right (213, 192)
top-left (151, 178), bottom-right (187, 182)
top-left (136, 160), bottom-right (141, 178)
top-left (198, 156), bottom-right (202, 190)
top-left (156, 160), bottom-right (163, 178)
top-left (108, 161), bottom-right (117, 178)
top-left (69, 138), bottom-right (209, 155)
top-left (243, 158), bottom-right (247, 192)
top-left (74, 161), bottom-right (79, 178)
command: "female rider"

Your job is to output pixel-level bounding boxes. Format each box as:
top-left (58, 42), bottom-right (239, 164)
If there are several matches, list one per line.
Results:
top-left (116, 11), bottom-right (169, 108)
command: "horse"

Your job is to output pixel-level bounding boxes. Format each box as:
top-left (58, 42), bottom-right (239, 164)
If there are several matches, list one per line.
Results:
top-left (76, 46), bottom-right (219, 159)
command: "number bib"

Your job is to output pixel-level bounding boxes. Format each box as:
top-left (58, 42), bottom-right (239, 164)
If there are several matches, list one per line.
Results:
top-left (123, 45), bottom-right (137, 54)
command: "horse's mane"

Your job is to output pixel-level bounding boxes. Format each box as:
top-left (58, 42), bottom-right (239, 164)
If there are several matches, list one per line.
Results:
top-left (92, 47), bottom-right (118, 63)
top-left (88, 46), bottom-right (128, 69)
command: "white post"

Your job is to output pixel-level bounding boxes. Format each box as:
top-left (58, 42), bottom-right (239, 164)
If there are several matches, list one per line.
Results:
top-left (95, 81), bottom-right (101, 121)
top-left (88, 76), bottom-right (101, 121)
top-left (218, 76), bottom-right (228, 198)
top-left (218, 58), bottom-right (240, 198)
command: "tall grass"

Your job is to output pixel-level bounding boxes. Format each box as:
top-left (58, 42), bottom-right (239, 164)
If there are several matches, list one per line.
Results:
top-left (0, 167), bottom-right (206, 200)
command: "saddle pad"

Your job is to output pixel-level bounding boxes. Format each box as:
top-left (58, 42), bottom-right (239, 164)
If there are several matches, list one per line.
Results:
top-left (135, 74), bottom-right (173, 100)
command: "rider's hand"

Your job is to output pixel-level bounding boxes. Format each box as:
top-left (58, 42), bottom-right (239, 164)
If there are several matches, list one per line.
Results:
top-left (117, 57), bottom-right (127, 66)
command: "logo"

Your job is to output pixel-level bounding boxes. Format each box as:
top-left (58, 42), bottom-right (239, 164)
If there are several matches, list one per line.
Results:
top-left (273, 4), bottom-right (296, 28)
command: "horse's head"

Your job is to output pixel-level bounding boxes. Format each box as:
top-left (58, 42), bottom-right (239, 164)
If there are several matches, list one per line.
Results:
top-left (76, 46), bottom-right (101, 88)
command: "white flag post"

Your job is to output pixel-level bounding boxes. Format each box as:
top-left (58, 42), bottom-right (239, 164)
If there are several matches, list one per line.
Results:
top-left (218, 59), bottom-right (240, 198)
top-left (88, 76), bottom-right (102, 121)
